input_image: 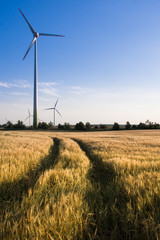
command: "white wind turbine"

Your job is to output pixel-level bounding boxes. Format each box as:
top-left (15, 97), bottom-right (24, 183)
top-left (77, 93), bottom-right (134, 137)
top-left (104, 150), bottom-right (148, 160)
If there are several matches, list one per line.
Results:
top-left (24, 108), bottom-right (33, 127)
top-left (45, 99), bottom-right (62, 126)
top-left (18, 8), bottom-right (65, 128)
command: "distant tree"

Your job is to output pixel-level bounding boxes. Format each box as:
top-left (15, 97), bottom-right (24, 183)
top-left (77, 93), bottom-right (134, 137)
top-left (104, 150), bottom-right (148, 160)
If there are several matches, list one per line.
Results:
top-left (145, 120), bottom-right (150, 126)
top-left (154, 123), bottom-right (160, 129)
top-left (48, 121), bottom-right (54, 129)
top-left (14, 120), bottom-right (26, 129)
top-left (64, 122), bottom-right (71, 130)
top-left (6, 121), bottom-right (13, 129)
top-left (75, 122), bottom-right (85, 131)
top-left (138, 122), bottom-right (146, 129)
top-left (135, 121), bottom-right (160, 130)
top-left (145, 120), bottom-right (153, 129)
top-left (38, 122), bottom-right (42, 128)
top-left (132, 124), bottom-right (137, 129)
top-left (113, 122), bottom-right (120, 130)
top-left (125, 121), bottom-right (131, 130)
top-left (38, 122), bottom-right (48, 129)
top-left (42, 122), bottom-right (48, 129)
top-left (86, 122), bottom-right (91, 131)
top-left (75, 123), bottom-right (78, 130)
top-left (100, 124), bottom-right (107, 130)
top-left (58, 124), bottom-right (64, 130)
top-left (94, 125), bottom-right (99, 129)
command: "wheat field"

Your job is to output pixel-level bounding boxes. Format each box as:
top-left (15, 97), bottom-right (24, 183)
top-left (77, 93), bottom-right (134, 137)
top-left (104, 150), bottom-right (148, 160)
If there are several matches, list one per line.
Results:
top-left (0, 130), bottom-right (160, 239)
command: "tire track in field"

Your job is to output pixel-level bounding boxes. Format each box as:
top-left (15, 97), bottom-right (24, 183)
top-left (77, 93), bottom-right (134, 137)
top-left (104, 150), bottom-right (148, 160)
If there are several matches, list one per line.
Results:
top-left (0, 138), bottom-right (60, 211)
top-left (73, 138), bottom-right (130, 239)
top-left (73, 137), bottom-right (116, 239)
top-left (73, 138), bottom-right (116, 187)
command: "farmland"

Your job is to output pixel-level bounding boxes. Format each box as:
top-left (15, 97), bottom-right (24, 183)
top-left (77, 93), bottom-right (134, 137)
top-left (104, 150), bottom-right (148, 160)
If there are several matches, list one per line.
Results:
top-left (0, 130), bottom-right (160, 239)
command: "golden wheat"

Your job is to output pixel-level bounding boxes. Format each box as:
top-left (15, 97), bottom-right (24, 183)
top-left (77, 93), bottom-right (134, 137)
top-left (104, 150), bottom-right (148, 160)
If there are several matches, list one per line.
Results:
top-left (0, 131), bottom-right (53, 184)
top-left (1, 130), bottom-right (160, 239)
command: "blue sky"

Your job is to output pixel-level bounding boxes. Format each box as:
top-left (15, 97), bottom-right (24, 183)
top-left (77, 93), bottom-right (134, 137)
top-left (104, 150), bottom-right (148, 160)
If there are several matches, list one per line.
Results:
top-left (1, 0), bottom-right (160, 125)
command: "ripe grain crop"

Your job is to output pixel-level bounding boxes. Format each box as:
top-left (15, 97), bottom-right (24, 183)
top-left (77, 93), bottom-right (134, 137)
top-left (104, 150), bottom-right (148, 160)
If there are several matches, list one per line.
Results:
top-left (0, 132), bottom-right (53, 184)
top-left (71, 130), bottom-right (160, 239)
top-left (0, 132), bottom-right (93, 239)
top-left (1, 130), bottom-right (160, 239)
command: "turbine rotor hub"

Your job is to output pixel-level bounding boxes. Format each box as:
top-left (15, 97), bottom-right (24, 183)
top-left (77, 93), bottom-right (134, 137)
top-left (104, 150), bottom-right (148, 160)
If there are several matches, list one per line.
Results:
top-left (34, 32), bottom-right (39, 38)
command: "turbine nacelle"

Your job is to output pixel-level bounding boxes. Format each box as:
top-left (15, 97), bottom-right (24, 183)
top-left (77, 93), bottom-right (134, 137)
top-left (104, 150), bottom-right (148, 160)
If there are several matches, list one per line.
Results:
top-left (34, 32), bottom-right (39, 38)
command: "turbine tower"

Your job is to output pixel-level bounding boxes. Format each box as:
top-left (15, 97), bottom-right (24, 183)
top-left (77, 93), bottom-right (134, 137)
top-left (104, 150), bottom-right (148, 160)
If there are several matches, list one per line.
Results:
top-left (45, 99), bottom-right (62, 126)
top-left (18, 8), bottom-right (64, 128)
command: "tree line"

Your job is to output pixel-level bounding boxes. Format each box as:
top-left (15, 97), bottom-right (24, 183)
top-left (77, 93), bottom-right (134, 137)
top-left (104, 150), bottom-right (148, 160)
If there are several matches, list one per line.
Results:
top-left (1, 119), bottom-right (160, 131)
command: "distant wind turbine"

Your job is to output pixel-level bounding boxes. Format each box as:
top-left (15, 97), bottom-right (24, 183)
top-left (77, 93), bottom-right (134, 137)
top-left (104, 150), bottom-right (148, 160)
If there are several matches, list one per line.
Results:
top-left (45, 99), bottom-right (62, 126)
top-left (18, 8), bottom-right (65, 128)
top-left (24, 109), bottom-right (33, 126)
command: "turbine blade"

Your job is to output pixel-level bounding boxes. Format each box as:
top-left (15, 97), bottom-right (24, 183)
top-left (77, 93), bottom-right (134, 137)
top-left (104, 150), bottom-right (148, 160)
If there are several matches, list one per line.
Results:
top-left (55, 108), bottom-right (62, 117)
top-left (28, 108), bottom-right (30, 115)
top-left (44, 107), bottom-right (54, 110)
top-left (18, 8), bottom-right (35, 34)
top-left (25, 116), bottom-right (29, 121)
top-left (23, 37), bottom-right (36, 60)
top-left (54, 99), bottom-right (58, 108)
top-left (39, 33), bottom-right (65, 37)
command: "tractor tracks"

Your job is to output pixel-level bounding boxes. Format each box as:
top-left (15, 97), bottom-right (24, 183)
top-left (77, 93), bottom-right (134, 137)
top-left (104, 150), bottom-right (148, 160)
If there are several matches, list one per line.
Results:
top-left (72, 138), bottom-right (116, 187)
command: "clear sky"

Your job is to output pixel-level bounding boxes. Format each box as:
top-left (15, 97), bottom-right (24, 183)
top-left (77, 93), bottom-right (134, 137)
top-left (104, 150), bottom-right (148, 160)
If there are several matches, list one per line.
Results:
top-left (1, 0), bottom-right (160, 125)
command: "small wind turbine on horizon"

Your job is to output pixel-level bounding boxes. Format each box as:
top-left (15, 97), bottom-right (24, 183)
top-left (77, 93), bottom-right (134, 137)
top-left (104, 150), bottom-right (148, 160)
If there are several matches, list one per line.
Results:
top-left (45, 99), bottom-right (62, 126)
top-left (24, 109), bottom-right (33, 126)
top-left (18, 8), bottom-right (65, 128)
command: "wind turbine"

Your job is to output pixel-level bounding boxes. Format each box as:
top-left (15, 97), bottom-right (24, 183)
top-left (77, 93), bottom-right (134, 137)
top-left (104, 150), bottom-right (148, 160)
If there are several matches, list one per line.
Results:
top-left (18, 8), bottom-right (65, 128)
top-left (24, 109), bottom-right (33, 127)
top-left (45, 99), bottom-right (62, 126)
